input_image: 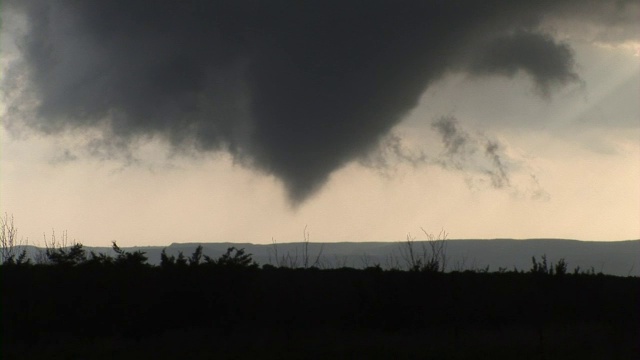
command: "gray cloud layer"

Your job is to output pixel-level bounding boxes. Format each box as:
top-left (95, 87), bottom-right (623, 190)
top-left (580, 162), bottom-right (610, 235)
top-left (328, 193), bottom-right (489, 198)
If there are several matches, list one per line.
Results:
top-left (3, 0), bottom-right (636, 204)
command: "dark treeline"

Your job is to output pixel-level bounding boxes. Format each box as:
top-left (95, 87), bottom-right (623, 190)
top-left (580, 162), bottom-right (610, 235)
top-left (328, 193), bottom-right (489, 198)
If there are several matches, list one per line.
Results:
top-left (2, 244), bottom-right (639, 359)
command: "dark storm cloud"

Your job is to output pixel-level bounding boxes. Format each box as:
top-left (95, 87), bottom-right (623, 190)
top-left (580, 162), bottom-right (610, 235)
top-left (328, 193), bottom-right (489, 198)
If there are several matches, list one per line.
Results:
top-left (3, 0), bottom-right (633, 204)
top-left (467, 30), bottom-right (579, 97)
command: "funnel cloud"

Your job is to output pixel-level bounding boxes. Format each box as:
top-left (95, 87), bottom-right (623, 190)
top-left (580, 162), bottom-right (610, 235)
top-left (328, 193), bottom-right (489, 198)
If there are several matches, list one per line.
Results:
top-left (2, 0), bottom-right (634, 204)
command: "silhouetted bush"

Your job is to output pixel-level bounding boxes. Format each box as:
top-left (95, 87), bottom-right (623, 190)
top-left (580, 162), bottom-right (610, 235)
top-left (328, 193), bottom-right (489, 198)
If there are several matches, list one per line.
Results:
top-left (112, 241), bottom-right (149, 267)
top-left (0, 213), bottom-right (30, 266)
top-left (530, 254), bottom-right (570, 276)
top-left (204, 247), bottom-right (259, 269)
top-left (1, 250), bottom-right (30, 267)
top-left (83, 251), bottom-right (114, 267)
top-left (189, 245), bottom-right (203, 266)
top-left (46, 243), bottom-right (87, 266)
top-left (554, 258), bottom-right (568, 275)
top-left (399, 229), bottom-right (447, 272)
top-left (2, 255), bottom-right (639, 360)
top-left (3, 228), bottom-right (639, 359)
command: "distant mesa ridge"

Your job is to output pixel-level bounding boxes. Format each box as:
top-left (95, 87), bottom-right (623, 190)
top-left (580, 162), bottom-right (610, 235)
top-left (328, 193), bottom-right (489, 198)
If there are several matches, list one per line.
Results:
top-left (13, 239), bottom-right (639, 276)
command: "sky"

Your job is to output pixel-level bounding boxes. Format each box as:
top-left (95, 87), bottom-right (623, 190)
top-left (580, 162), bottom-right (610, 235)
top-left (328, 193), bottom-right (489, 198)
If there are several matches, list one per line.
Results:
top-left (1, 0), bottom-right (639, 247)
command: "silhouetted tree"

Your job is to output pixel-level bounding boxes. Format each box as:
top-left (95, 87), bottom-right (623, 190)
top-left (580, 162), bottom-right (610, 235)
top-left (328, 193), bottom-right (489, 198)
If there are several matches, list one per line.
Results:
top-left (189, 245), bottom-right (203, 266)
top-left (175, 251), bottom-right (188, 267)
top-left (83, 251), bottom-right (114, 266)
top-left (160, 248), bottom-right (176, 268)
top-left (112, 241), bottom-right (148, 267)
top-left (0, 213), bottom-right (29, 266)
top-left (531, 255), bottom-right (569, 276)
top-left (554, 258), bottom-right (568, 276)
top-left (204, 247), bottom-right (258, 268)
top-left (531, 255), bottom-right (551, 275)
top-left (46, 243), bottom-right (87, 266)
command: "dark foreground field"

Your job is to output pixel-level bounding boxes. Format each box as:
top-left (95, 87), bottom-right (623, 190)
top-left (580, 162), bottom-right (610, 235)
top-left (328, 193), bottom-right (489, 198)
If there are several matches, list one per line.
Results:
top-left (2, 250), bottom-right (639, 359)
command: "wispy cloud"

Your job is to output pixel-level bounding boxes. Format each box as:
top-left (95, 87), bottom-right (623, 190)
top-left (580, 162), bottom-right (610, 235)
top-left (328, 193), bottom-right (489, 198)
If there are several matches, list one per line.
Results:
top-left (431, 116), bottom-right (548, 199)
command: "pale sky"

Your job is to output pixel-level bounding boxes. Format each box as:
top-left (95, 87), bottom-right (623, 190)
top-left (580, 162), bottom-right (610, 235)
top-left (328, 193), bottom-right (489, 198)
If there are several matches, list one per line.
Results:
top-left (1, 1), bottom-right (639, 246)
